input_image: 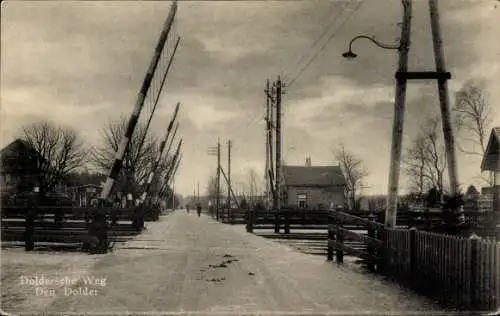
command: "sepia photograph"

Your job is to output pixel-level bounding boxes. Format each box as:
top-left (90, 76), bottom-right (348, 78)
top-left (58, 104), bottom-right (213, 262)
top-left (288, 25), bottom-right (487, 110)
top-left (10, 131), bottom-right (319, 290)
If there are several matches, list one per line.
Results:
top-left (0, 0), bottom-right (499, 315)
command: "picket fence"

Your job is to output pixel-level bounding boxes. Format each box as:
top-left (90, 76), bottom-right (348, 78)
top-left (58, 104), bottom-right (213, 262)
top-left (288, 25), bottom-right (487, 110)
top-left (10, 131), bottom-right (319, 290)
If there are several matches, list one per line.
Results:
top-left (383, 229), bottom-right (499, 311)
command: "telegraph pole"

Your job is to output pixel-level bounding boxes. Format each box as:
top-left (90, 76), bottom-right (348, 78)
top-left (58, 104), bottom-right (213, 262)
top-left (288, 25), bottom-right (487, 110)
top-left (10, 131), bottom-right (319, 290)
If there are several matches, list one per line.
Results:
top-left (428, 0), bottom-right (462, 223)
top-left (385, 0), bottom-right (412, 228)
top-left (275, 76), bottom-right (283, 212)
top-left (216, 138), bottom-right (221, 220)
top-left (265, 79), bottom-right (271, 209)
top-left (227, 140), bottom-right (232, 209)
top-left (269, 82), bottom-right (275, 208)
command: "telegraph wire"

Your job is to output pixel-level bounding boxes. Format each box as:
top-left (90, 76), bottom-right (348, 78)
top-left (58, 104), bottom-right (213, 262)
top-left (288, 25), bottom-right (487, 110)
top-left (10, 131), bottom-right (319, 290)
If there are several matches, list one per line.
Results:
top-left (286, 0), bottom-right (366, 90)
top-left (285, 0), bottom-right (353, 82)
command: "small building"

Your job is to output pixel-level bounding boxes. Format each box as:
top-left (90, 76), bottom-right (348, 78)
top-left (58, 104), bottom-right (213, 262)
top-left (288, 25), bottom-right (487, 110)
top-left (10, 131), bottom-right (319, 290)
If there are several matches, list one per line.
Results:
top-left (480, 127), bottom-right (500, 214)
top-left (69, 184), bottom-right (103, 206)
top-left (481, 127), bottom-right (500, 172)
top-left (281, 158), bottom-right (346, 210)
top-left (465, 185), bottom-right (480, 201)
top-left (0, 139), bottom-right (44, 197)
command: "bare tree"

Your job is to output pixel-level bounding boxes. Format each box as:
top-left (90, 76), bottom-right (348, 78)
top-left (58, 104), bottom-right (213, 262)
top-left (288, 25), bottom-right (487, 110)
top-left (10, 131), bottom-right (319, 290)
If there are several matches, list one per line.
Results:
top-left (247, 168), bottom-right (260, 205)
top-left (151, 154), bottom-right (175, 199)
top-left (333, 144), bottom-right (369, 210)
top-left (90, 116), bottom-right (159, 198)
top-left (404, 116), bottom-right (447, 196)
top-left (453, 78), bottom-right (494, 185)
top-left (366, 195), bottom-right (387, 212)
top-left (22, 120), bottom-right (86, 195)
top-left (205, 175), bottom-right (218, 205)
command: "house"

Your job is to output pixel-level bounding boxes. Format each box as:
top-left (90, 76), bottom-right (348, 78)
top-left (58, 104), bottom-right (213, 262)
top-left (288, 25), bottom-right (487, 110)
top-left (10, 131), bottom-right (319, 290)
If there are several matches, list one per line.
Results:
top-left (281, 158), bottom-right (346, 210)
top-left (481, 127), bottom-right (500, 173)
top-left (480, 127), bottom-right (499, 213)
top-left (69, 184), bottom-right (103, 206)
top-left (464, 185), bottom-right (480, 201)
top-left (0, 139), bottom-right (44, 197)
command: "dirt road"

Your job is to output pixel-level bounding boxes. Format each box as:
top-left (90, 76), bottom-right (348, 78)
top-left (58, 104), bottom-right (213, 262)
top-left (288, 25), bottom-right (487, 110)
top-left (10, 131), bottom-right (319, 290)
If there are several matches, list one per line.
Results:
top-left (2, 211), bottom-right (443, 315)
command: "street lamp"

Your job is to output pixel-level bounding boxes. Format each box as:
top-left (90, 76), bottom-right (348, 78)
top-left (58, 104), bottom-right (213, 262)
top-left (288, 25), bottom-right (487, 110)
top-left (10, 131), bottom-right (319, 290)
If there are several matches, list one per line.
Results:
top-left (341, 0), bottom-right (412, 229)
top-left (342, 35), bottom-right (401, 60)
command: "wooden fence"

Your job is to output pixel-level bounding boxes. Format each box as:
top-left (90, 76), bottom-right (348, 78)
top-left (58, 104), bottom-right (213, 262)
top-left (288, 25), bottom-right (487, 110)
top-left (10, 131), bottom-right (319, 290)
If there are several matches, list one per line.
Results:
top-left (328, 209), bottom-right (500, 312)
top-left (1, 206), bottom-right (144, 253)
top-left (221, 206), bottom-right (494, 236)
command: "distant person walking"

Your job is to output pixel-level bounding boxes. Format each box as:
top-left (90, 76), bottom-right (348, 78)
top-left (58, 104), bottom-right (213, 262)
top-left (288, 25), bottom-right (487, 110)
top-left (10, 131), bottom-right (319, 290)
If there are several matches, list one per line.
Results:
top-left (196, 203), bottom-right (202, 217)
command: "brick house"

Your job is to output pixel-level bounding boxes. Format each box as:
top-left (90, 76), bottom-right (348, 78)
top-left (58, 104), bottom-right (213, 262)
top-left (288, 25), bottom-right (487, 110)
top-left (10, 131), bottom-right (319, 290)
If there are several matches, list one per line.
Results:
top-left (0, 139), bottom-right (44, 197)
top-left (281, 158), bottom-right (346, 210)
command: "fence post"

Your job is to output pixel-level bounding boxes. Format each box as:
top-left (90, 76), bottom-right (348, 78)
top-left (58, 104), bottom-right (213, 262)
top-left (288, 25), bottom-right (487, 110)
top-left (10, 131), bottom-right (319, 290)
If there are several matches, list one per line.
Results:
top-left (155, 204), bottom-right (160, 221)
top-left (24, 207), bottom-right (35, 251)
top-left (132, 206), bottom-right (140, 231)
top-left (470, 234), bottom-right (481, 311)
top-left (367, 213), bottom-right (376, 272)
top-left (327, 223), bottom-right (335, 261)
top-left (274, 211), bottom-right (280, 233)
top-left (409, 227), bottom-right (417, 286)
top-left (376, 228), bottom-right (386, 274)
top-left (246, 208), bottom-right (253, 233)
top-left (88, 207), bottom-right (108, 254)
top-left (284, 210), bottom-right (290, 234)
top-left (336, 217), bottom-right (344, 264)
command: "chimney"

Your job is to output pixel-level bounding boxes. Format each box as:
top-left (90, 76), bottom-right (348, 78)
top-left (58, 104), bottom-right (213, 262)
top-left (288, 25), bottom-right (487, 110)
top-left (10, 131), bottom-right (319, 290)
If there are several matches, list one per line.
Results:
top-left (305, 157), bottom-right (312, 166)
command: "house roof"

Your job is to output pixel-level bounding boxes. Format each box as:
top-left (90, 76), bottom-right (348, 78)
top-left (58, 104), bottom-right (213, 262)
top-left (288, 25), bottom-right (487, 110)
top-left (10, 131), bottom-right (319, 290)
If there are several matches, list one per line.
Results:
top-left (1, 139), bottom-right (44, 173)
top-left (480, 127), bottom-right (500, 171)
top-left (0, 139), bottom-right (39, 157)
top-left (465, 185), bottom-right (479, 196)
top-left (282, 165), bottom-right (346, 187)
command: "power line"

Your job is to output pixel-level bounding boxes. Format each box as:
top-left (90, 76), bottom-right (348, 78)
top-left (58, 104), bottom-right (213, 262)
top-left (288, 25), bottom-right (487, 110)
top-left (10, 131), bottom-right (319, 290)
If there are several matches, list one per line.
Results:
top-left (286, 0), bottom-right (366, 89)
top-left (285, 0), bottom-right (353, 81)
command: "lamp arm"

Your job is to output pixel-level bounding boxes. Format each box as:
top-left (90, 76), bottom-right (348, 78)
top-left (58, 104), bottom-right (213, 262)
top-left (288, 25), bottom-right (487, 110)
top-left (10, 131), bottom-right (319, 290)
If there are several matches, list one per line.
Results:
top-left (348, 35), bottom-right (401, 52)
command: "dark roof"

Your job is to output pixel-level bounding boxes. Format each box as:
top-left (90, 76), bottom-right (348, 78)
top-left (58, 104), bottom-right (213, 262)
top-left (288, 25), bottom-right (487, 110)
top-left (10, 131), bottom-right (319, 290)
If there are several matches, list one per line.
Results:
top-left (465, 185), bottom-right (479, 195)
top-left (0, 139), bottom-right (39, 157)
top-left (1, 139), bottom-right (44, 173)
top-left (282, 165), bottom-right (346, 187)
top-left (480, 127), bottom-right (500, 171)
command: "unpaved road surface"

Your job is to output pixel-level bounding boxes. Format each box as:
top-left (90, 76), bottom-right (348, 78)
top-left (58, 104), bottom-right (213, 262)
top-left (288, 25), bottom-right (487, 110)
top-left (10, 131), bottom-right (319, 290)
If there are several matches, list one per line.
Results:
top-left (2, 211), bottom-right (444, 315)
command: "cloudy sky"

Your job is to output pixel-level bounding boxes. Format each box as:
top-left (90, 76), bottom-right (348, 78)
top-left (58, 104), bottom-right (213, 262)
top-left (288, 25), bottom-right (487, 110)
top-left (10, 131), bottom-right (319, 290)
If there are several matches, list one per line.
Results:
top-left (1, 0), bottom-right (499, 197)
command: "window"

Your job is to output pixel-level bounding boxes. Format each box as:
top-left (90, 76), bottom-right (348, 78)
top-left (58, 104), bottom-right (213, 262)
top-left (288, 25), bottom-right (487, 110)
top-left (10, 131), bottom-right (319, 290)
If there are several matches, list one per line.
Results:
top-left (297, 194), bottom-right (307, 209)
